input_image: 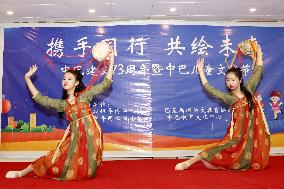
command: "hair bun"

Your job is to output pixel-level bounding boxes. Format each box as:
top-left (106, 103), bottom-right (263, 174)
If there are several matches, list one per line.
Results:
top-left (75, 69), bottom-right (83, 80)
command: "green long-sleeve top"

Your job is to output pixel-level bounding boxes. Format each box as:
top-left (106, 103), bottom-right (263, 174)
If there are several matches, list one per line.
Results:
top-left (32, 77), bottom-right (112, 112)
top-left (202, 65), bottom-right (263, 107)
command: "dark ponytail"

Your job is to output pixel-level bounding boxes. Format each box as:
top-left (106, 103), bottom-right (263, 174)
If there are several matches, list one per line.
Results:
top-left (240, 84), bottom-right (254, 112)
top-left (226, 67), bottom-right (254, 111)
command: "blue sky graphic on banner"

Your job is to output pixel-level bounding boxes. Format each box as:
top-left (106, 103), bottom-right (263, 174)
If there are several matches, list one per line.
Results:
top-left (2, 25), bottom-right (284, 140)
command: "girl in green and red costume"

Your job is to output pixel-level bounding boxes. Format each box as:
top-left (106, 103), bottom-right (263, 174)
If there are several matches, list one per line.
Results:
top-left (5, 51), bottom-right (114, 180)
top-left (175, 44), bottom-right (270, 171)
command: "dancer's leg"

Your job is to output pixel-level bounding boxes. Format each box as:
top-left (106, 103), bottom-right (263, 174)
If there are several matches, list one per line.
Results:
top-left (5, 164), bottom-right (33, 178)
top-left (274, 112), bottom-right (278, 120)
top-left (175, 155), bottom-right (202, 170)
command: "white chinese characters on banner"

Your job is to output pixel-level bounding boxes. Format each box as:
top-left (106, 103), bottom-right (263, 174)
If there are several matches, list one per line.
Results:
top-left (164, 36), bottom-right (186, 55)
top-left (191, 36), bottom-right (213, 55)
top-left (219, 34), bottom-right (236, 58)
top-left (126, 37), bottom-right (149, 55)
top-left (45, 36), bottom-right (253, 78)
top-left (73, 37), bottom-right (91, 57)
top-left (92, 102), bottom-right (152, 124)
top-left (164, 106), bottom-right (230, 122)
top-left (59, 63), bottom-right (251, 77)
top-left (46, 38), bottom-right (64, 58)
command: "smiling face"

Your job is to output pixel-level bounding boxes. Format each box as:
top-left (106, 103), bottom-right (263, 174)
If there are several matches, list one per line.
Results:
top-left (62, 72), bottom-right (79, 93)
top-left (226, 72), bottom-right (241, 91)
top-left (270, 96), bottom-right (280, 103)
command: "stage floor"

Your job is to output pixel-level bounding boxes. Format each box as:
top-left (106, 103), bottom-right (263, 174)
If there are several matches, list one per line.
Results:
top-left (1, 156), bottom-right (284, 189)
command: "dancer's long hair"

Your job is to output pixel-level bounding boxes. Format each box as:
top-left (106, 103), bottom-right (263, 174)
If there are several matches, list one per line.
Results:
top-left (226, 67), bottom-right (254, 111)
top-left (58, 69), bottom-right (86, 118)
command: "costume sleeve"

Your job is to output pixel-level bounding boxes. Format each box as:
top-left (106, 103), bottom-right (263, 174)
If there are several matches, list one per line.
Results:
top-left (32, 93), bottom-right (65, 112)
top-left (80, 77), bottom-right (112, 102)
top-left (246, 65), bottom-right (263, 93)
top-left (203, 82), bottom-right (236, 106)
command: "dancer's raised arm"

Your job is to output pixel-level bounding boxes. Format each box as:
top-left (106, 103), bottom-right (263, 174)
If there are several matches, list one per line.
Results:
top-left (246, 45), bottom-right (264, 93)
top-left (196, 57), bottom-right (208, 85)
top-left (25, 64), bottom-right (39, 97)
top-left (196, 58), bottom-right (235, 106)
top-left (25, 64), bottom-right (64, 111)
top-left (105, 52), bottom-right (114, 81)
top-left (80, 52), bottom-right (115, 102)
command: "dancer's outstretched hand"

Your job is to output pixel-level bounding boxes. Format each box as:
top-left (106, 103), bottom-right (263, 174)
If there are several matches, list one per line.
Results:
top-left (196, 57), bottom-right (205, 73)
top-left (25, 64), bottom-right (38, 79)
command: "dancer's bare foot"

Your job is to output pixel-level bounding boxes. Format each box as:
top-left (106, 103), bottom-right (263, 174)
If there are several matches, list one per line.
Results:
top-left (175, 155), bottom-right (202, 170)
top-left (175, 160), bottom-right (190, 170)
top-left (5, 164), bottom-right (33, 178)
top-left (5, 171), bottom-right (22, 178)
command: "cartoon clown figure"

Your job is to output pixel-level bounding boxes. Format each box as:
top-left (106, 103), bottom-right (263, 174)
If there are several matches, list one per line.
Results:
top-left (269, 90), bottom-right (283, 120)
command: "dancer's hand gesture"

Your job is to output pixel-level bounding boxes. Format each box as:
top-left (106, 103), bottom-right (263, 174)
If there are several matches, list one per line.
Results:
top-left (25, 64), bottom-right (38, 79)
top-left (196, 57), bottom-right (205, 73)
